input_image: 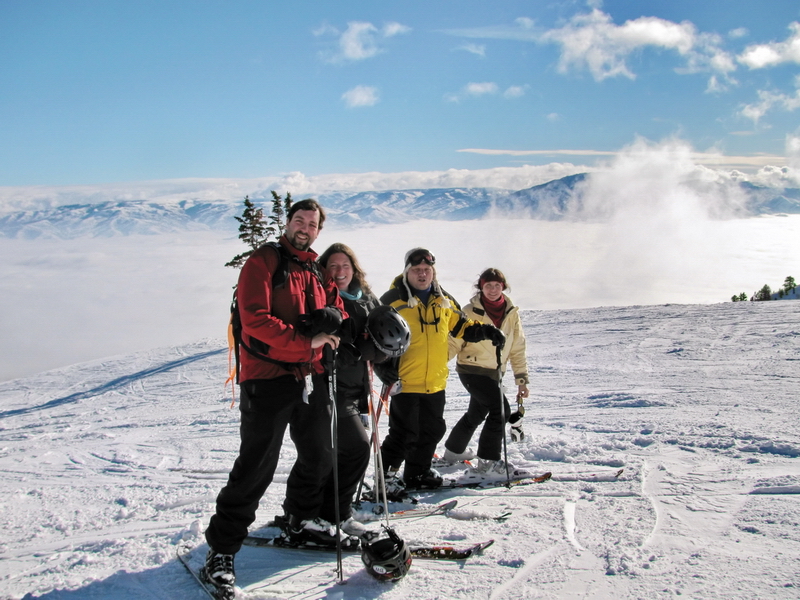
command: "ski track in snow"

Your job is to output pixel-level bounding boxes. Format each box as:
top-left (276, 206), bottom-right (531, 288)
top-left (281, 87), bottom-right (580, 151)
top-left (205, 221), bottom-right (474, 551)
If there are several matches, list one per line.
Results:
top-left (1, 301), bottom-right (799, 599)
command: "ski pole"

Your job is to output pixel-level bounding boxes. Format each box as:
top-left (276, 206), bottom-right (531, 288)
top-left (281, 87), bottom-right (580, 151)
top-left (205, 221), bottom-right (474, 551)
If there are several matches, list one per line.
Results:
top-left (496, 344), bottom-right (510, 487)
top-left (324, 344), bottom-right (343, 583)
top-left (354, 377), bottom-right (388, 507)
top-left (370, 384), bottom-right (392, 527)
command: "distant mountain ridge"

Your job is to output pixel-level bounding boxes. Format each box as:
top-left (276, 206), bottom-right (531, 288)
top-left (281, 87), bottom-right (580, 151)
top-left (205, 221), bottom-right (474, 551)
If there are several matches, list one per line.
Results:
top-left (1, 173), bottom-right (798, 239)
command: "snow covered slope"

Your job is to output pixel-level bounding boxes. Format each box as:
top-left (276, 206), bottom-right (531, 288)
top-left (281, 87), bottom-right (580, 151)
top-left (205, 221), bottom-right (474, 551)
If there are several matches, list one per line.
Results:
top-left (1, 301), bottom-right (799, 599)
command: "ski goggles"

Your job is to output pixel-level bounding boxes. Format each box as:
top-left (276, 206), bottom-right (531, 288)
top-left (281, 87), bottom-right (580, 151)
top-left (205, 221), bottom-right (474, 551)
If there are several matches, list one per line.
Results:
top-left (406, 250), bottom-right (436, 267)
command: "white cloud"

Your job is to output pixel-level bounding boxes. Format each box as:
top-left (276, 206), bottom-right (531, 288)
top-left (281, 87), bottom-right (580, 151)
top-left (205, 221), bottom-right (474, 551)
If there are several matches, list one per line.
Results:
top-left (339, 22), bottom-right (382, 61)
top-left (738, 22), bottom-right (800, 68)
top-left (706, 74), bottom-right (729, 94)
top-left (540, 9), bottom-right (735, 81)
top-left (457, 43), bottom-right (486, 57)
top-left (457, 146), bottom-right (785, 169)
top-left (447, 81), bottom-right (526, 102)
top-left (728, 27), bottom-right (748, 40)
top-left (383, 22), bottom-right (411, 38)
top-left (342, 85), bottom-right (379, 108)
top-left (503, 85), bottom-right (527, 98)
top-left (465, 82), bottom-right (498, 96)
top-left (546, 112), bottom-right (561, 121)
top-left (787, 133), bottom-right (800, 170)
top-left (740, 88), bottom-right (800, 123)
top-left (319, 20), bottom-right (411, 64)
top-left (515, 17), bottom-right (535, 30)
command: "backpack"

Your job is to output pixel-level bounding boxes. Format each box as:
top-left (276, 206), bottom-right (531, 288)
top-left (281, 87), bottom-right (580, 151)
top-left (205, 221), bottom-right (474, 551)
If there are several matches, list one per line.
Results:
top-left (225, 242), bottom-right (324, 403)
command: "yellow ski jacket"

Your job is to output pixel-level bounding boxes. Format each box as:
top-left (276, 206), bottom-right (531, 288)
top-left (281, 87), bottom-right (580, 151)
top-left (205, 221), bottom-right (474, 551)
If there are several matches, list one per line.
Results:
top-left (380, 275), bottom-right (478, 394)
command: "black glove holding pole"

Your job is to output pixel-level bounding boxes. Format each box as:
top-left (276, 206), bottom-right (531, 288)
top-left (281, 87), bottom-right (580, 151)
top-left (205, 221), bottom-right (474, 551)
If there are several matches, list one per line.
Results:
top-left (463, 323), bottom-right (505, 348)
top-left (297, 307), bottom-right (344, 337)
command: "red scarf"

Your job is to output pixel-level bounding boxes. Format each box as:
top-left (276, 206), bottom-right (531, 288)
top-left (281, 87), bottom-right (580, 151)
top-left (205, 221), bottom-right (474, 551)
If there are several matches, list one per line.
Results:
top-left (481, 294), bottom-right (506, 327)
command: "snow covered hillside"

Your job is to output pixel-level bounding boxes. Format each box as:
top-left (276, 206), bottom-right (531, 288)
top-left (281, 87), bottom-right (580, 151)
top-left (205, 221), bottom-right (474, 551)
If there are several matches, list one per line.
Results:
top-left (1, 301), bottom-right (799, 599)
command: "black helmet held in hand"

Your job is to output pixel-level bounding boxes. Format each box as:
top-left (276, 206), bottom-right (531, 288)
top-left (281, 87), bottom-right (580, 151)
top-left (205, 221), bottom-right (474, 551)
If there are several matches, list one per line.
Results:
top-left (361, 527), bottom-right (412, 582)
top-left (366, 305), bottom-right (411, 357)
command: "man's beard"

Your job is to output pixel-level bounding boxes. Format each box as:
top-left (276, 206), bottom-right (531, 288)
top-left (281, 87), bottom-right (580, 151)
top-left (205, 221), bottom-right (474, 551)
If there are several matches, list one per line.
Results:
top-left (287, 231), bottom-right (311, 251)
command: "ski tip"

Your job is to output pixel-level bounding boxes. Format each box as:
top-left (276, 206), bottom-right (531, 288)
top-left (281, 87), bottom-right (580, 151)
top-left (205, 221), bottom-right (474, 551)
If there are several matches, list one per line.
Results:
top-left (442, 499), bottom-right (458, 511)
top-left (614, 468), bottom-right (624, 478)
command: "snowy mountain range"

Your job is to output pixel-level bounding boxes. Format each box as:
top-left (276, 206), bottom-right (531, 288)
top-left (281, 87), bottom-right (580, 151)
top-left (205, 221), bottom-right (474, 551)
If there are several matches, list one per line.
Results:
top-left (1, 173), bottom-right (799, 239)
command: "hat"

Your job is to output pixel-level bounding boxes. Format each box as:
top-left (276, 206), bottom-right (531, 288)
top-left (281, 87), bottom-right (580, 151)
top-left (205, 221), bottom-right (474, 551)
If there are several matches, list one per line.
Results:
top-left (478, 268), bottom-right (507, 290)
top-left (401, 248), bottom-right (450, 309)
top-left (404, 248), bottom-right (435, 267)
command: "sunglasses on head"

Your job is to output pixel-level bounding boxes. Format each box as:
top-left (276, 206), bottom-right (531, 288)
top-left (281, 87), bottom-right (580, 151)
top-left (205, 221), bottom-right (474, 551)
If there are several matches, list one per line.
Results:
top-left (407, 251), bottom-right (435, 267)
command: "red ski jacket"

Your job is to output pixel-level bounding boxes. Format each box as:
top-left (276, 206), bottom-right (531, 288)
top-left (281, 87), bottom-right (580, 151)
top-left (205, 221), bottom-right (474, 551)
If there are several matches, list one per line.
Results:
top-left (237, 235), bottom-right (346, 381)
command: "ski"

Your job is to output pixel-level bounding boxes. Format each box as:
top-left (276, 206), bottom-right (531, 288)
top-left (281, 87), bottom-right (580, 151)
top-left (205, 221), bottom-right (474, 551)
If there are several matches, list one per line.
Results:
top-left (550, 468), bottom-right (624, 482)
top-left (177, 545), bottom-right (235, 600)
top-left (243, 535), bottom-right (493, 561)
top-left (357, 499), bottom-right (458, 521)
top-left (431, 456), bottom-right (474, 469)
top-left (409, 539), bottom-right (494, 560)
top-left (358, 497), bottom-right (510, 522)
top-left (243, 534), bottom-right (361, 553)
top-left (405, 471), bottom-right (552, 493)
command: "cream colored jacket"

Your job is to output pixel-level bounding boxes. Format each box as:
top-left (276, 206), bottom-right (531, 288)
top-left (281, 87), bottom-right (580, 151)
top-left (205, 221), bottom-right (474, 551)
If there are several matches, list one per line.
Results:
top-left (449, 292), bottom-right (529, 385)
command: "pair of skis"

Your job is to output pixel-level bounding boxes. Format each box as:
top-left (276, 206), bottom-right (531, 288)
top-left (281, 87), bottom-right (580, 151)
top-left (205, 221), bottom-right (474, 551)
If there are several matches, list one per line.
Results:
top-left (178, 535), bottom-right (495, 599)
top-left (239, 535), bottom-right (494, 561)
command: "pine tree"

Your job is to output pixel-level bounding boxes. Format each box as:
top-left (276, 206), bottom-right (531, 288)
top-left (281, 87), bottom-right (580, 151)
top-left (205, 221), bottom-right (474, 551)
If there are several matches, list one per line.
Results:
top-left (225, 196), bottom-right (269, 269)
top-left (755, 284), bottom-right (772, 301)
top-left (784, 276), bottom-right (796, 294)
top-left (225, 192), bottom-right (294, 269)
top-left (267, 191), bottom-right (292, 240)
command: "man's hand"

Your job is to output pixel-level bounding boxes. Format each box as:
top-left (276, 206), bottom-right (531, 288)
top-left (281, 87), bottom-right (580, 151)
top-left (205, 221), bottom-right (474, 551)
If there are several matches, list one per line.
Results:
top-left (311, 333), bottom-right (340, 350)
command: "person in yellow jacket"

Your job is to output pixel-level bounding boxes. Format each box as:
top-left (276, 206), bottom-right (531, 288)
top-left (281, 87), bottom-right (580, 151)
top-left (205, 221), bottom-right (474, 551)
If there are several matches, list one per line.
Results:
top-left (444, 268), bottom-right (530, 475)
top-left (378, 248), bottom-right (504, 490)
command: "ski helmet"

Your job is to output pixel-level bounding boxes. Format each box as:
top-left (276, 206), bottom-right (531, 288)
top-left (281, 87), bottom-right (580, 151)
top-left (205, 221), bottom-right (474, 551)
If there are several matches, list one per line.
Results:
top-left (366, 305), bottom-right (411, 357)
top-left (361, 528), bottom-right (412, 582)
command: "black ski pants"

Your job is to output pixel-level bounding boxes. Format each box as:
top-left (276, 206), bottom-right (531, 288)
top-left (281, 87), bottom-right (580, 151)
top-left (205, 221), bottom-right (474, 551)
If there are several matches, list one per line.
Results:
top-left (444, 372), bottom-right (511, 461)
top-left (205, 375), bottom-right (333, 555)
top-left (317, 410), bottom-right (370, 525)
top-left (380, 390), bottom-right (446, 481)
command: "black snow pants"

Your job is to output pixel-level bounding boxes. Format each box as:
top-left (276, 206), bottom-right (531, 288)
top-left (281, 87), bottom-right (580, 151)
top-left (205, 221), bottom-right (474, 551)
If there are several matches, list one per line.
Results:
top-left (380, 390), bottom-right (447, 481)
top-left (444, 372), bottom-right (511, 461)
top-left (205, 374), bottom-right (333, 555)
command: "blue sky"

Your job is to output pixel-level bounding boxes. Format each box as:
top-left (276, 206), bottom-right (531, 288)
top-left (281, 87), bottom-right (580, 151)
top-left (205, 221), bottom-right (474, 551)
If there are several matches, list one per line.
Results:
top-left (2, 0), bottom-right (800, 186)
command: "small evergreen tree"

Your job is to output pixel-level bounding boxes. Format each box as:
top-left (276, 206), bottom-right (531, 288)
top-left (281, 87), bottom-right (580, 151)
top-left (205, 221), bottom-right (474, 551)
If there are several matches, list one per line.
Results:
top-left (784, 276), bottom-right (796, 294)
top-left (738, 292), bottom-right (748, 302)
top-left (267, 191), bottom-right (292, 240)
top-left (225, 196), bottom-right (268, 269)
top-left (225, 192), bottom-right (294, 269)
top-left (755, 284), bottom-right (772, 301)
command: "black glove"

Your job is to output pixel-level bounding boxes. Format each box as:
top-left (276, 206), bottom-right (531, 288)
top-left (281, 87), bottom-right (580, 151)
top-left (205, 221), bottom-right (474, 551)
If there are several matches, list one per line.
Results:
top-left (484, 325), bottom-right (505, 348)
top-left (298, 307), bottom-right (343, 336)
top-left (462, 323), bottom-right (505, 347)
top-left (374, 357), bottom-right (399, 387)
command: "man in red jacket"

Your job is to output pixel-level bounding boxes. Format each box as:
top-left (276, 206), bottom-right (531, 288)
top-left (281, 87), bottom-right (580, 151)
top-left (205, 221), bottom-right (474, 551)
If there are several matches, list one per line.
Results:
top-left (202, 199), bottom-right (348, 595)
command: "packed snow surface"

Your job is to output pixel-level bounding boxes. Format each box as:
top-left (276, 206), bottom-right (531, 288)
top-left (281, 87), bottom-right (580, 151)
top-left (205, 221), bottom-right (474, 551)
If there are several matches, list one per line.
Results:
top-left (1, 301), bottom-right (799, 599)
